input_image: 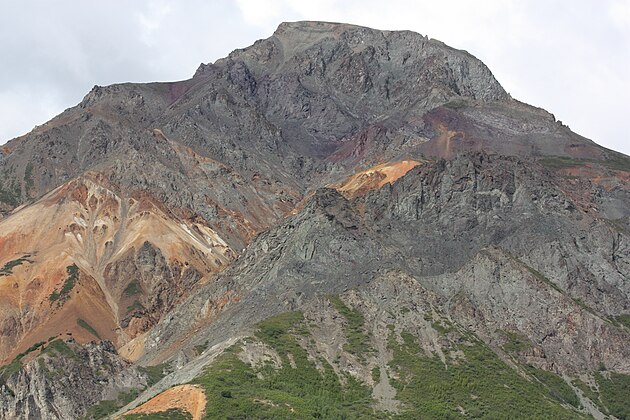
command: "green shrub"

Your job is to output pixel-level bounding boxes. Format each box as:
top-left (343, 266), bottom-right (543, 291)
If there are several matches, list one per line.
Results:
top-left (192, 311), bottom-right (374, 419)
top-left (387, 328), bottom-right (582, 418)
top-left (614, 314), bottom-right (630, 329)
top-left (573, 379), bottom-right (603, 411)
top-left (442, 99), bottom-right (468, 110)
top-left (596, 371), bottom-right (630, 419)
top-left (24, 163), bottom-right (34, 192)
top-left (539, 157), bottom-right (586, 170)
top-left (43, 339), bottom-right (77, 360)
top-left (0, 182), bottom-right (21, 207)
top-left (525, 365), bottom-right (580, 408)
top-left (500, 330), bottom-right (532, 353)
top-left (126, 300), bottom-right (145, 313)
top-left (77, 319), bottom-right (101, 339)
top-left (139, 363), bottom-right (171, 387)
top-left (124, 280), bottom-right (142, 297)
top-left (0, 256), bottom-right (32, 277)
top-left (327, 295), bottom-right (373, 357)
top-left (83, 399), bottom-right (119, 419)
top-left (49, 264), bottom-right (80, 303)
top-left (0, 358), bottom-right (22, 383)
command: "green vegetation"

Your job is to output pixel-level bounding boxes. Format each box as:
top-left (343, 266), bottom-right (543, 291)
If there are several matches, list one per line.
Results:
top-left (14, 341), bottom-right (46, 360)
top-left (539, 153), bottom-right (630, 173)
top-left (0, 255), bottom-right (32, 277)
top-left (63, 264), bottom-right (79, 291)
top-left (524, 365), bottom-right (580, 408)
top-left (431, 319), bottom-right (454, 336)
top-left (601, 152), bottom-right (630, 172)
top-left (520, 261), bottom-right (564, 294)
top-left (596, 371), bottom-right (630, 419)
top-left (84, 388), bottom-right (141, 420)
top-left (0, 358), bottom-right (23, 384)
top-left (500, 330), bottom-right (532, 353)
top-left (43, 338), bottom-right (78, 360)
top-left (1, 340), bottom-right (51, 385)
top-left (139, 363), bottom-right (172, 387)
top-left (442, 99), bottom-right (468, 110)
top-left (49, 264), bottom-right (80, 302)
top-left (573, 378), bottom-right (602, 409)
top-left (573, 373), bottom-right (630, 418)
top-left (387, 328), bottom-right (582, 418)
top-left (327, 295), bottom-right (373, 357)
top-left (84, 399), bottom-right (120, 420)
top-left (125, 409), bottom-right (192, 420)
top-left (371, 366), bottom-right (380, 383)
top-left (0, 337), bottom-right (59, 387)
top-left (255, 311), bottom-right (305, 347)
top-left (539, 156), bottom-right (586, 170)
top-left (192, 311), bottom-right (374, 419)
top-left (613, 314), bottom-right (630, 329)
top-left (572, 297), bottom-right (599, 316)
top-left (77, 318), bottom-right (101, 340)
top-left (186, 309), bottom-right (591, 418)
top-left (193, 342), bottom-right (208, 356)
top-left (514, 257), bottom-right (602, 317)
top-left (0, 182), bottom-right (21, 207)
top-left (124, 280), bottom-right (142, 297)
top-left (127, 300), bottom-right (145, 314)
top-left (24, 163), bottom-right (34, 192)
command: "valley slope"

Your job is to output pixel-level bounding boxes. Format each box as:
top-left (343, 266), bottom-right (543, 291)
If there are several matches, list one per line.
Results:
top-left (1, 21), bottom-right (630, 419)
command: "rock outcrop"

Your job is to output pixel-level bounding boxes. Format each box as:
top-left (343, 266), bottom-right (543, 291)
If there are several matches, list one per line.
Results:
top-left (0, 21), bottom-right (629, 419)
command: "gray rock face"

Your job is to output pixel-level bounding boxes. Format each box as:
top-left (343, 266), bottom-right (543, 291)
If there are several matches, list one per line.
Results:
top-left (0, 21), bottom-right (601, 221)
top-left (1, 20), bottom-right (630, 418)
top-left (144, 153), bottom-right (630, 376)
top-left (103, 241), bottom-right (203, 334)
top-left (0, 341), bottom-right (146, 420)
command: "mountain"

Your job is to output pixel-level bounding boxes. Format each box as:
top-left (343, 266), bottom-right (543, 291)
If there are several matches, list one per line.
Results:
top-left (1, 21), bottom-right (630, 419)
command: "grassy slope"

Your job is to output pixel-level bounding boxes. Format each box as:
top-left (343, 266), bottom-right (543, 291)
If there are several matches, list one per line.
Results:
top-left (388, 330), bottom-right (580, 419)
top-left (183, 308), bottom-right (592, 419)
top-left (122, 301), bottom-right (630, 419)
top-left (191, 311), bottom-right (374, 419)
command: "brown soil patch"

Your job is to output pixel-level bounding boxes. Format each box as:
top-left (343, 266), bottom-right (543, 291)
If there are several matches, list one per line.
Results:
top-left (336, 160), bottom-right (421, 198)
top-left (1, 272), bottom-right (118, 363)
top-left (118, 333), bottom-right (146, 362)
top-left (0, 176), bottom-right (235, 361)
top-left (125, 384), bottom-right (207, 420)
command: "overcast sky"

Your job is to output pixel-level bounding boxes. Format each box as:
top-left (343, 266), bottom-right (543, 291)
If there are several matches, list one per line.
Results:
top-left (1, 1), bottom-right (629, 154)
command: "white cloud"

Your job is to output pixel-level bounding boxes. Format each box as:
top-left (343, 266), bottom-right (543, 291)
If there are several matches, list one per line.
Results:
top-left (610, 0), bottom-right (630, 32)
top-left (0, 87), bottom-right (64, 142)
top-left (136, 1), bottom-right (174, 46)
top-left (0, 1), bottom-right (628, 155)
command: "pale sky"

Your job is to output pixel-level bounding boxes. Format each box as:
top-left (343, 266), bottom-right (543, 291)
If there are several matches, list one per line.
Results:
top-left (1, 0), bottom-right (629, 154)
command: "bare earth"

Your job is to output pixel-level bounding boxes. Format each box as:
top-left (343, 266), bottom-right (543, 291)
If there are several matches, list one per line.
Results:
top-left (124, 384), bottom-right (207, 419)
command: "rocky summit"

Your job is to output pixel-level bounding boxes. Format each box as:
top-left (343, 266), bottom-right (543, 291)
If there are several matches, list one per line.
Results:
top-left (1, 21), bottom-right (629, 419)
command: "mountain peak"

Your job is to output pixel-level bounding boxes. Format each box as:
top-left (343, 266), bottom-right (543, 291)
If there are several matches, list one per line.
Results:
top-left (195, 20), bottom-right (509, 106)
top-left (273, 20), bottom-right (364, 35)
top-left (2, 20), bottom-right (630, 419)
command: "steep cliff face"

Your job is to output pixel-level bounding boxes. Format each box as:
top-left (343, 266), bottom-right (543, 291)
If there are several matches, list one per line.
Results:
top-left (0, 340), bottom-right (147, 420)
top-left (1, 21), bottom-right (629, 419)
top-left (0, 21), bottom-right (605, 216)
top-left (141, 154), bottom-right (630, 373)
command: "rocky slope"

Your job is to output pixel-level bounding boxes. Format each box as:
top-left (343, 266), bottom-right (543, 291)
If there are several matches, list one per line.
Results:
top-left (1, 21), bottom-right (629, 419)
top-left (0, 175), bottom-right (233, 363)
top-left (0, 339), bottom-right (149, 419)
